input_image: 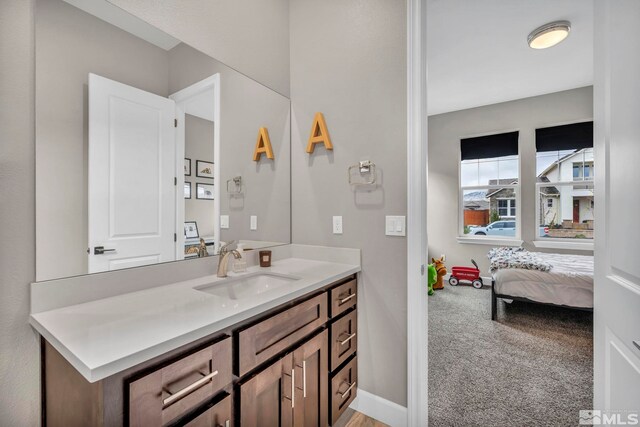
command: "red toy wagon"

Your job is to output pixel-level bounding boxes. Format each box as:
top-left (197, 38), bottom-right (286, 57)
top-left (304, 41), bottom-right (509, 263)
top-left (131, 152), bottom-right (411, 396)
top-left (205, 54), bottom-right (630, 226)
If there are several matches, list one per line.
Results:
top-left (449, 259), bottom-right (484, 289)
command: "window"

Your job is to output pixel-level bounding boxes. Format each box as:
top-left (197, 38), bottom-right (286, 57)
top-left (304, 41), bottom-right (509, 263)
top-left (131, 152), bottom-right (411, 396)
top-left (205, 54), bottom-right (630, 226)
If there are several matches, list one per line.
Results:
top-left (535, 122), bottom-right (594, 241)
top-left (497, 199), bottom-right (516, 217)
top-left (460, 131), bottom-right (519, 239)
top-left (573, 162), bottom-right (594, 180)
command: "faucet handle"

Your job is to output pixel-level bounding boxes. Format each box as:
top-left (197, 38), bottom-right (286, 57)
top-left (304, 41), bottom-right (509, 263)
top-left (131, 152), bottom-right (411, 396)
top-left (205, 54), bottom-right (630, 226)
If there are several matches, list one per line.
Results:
top-left (219, 240), bottom-right (235, 254)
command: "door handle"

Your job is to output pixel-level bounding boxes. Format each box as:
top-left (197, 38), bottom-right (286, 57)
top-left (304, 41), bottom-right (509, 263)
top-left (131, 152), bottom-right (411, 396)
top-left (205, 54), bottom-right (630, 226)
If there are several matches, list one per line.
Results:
top-left (94, 246), bottom-right (116, 255)
top-left (282, 368), bottom-right (295, 408)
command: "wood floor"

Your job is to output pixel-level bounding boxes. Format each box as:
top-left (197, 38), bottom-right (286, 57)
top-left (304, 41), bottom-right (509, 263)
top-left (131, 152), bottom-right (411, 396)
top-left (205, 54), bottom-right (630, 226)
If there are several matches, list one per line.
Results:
top-left (333, 409), bottom-right (389, 427)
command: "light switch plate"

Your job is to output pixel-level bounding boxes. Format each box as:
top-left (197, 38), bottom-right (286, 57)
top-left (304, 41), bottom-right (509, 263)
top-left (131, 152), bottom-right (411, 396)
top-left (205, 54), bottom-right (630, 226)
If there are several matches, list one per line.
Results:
top-left (332, 216), bottom-right (343, 234)
top-left (220, 215), bottom-right (229, 229)
top-left (250, 215), bottom-right (257, 231)
top-left (385, 215), bottom-right (406, 236)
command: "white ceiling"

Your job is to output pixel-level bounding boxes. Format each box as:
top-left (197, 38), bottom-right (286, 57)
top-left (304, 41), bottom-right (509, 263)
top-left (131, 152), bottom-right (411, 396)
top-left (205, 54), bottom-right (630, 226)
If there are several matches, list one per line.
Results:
top-left (427, 0), bottom-right (594, 116)
top-left (63, 0), bottom-right (180, 51)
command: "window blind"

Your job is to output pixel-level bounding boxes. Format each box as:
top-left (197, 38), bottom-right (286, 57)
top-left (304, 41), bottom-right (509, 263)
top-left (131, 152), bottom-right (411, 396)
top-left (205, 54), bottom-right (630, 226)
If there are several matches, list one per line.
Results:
top-left (535, 122), bottom-right (593, 152)
top-left (460, 131), bottom-right (519, 161)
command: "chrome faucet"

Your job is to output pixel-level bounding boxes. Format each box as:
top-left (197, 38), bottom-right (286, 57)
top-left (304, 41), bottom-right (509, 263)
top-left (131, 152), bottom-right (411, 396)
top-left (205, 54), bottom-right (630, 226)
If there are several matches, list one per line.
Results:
top-left (217, 241), bottom-right (242, 278)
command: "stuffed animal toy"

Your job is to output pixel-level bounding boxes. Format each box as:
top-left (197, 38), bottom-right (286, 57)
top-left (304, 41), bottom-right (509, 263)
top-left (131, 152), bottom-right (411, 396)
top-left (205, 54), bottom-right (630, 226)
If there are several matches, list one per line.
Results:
top-left (427, 264), bottom-right (437, 296)
top-left (432, 256), bottom-right (447, 290)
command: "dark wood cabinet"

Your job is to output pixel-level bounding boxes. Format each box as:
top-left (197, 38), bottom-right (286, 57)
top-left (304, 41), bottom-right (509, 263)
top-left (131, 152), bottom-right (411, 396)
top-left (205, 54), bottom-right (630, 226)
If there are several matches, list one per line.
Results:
top-left (184, 394), bottom-right (233, 427)
top-left (128, 337), bottom-right (232, 427)
top-left (42, 274), bottom-right (357, 427)
top-left (239, 354), bottom-right (293, 427)
top-left (293, 330), bottom-right (328, 427)
top-left (237, 293), bottom-right (328, 377)
top-left (330, 357), bottom-right (358, 425)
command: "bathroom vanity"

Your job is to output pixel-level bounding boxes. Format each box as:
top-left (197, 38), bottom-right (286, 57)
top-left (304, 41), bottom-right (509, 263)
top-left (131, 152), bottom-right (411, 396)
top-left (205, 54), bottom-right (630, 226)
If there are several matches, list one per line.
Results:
top-left (31, 248), bottom-right (360, 427)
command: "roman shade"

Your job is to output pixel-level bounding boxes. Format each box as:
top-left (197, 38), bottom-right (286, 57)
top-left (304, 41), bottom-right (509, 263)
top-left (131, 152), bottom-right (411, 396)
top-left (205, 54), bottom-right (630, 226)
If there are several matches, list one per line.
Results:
top-left (460, 131), bottom-right (519, 161)
top-left (536, 121), bottom-right (593, 152)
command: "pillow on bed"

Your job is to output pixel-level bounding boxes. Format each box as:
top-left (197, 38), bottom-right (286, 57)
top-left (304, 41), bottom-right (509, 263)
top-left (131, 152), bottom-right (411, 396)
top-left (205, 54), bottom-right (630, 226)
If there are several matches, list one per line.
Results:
top-left (488, 247), bottom-right (552, 273)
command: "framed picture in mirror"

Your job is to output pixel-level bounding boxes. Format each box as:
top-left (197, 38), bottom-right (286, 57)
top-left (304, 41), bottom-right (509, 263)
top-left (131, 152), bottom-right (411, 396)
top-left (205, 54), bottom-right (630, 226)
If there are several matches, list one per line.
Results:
top-left (184, 221), bottom-right (199, 239)
top-left (196, 160), bottom-right (214, 179)
top-left (196, 183), bottom-right (215, 200)
top-left (184, 182), bottom-right (191, 199)
top-left (184, 158), bottom-right (191, 176)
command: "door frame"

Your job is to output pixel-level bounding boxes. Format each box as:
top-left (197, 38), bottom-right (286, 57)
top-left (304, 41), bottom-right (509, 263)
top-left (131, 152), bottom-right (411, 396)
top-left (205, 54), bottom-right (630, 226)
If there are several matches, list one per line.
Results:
top-left (407, 0), bottom-right (428, 425)
top-left (169, 74), bottom-right (221, 258)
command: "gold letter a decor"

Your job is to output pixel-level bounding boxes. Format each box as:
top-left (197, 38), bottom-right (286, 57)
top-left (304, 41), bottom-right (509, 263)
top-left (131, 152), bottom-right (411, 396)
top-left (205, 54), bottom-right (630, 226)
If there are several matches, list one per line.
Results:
top-left (253, 127), bottom-right (274, 161)
top-left (306, 112), bottom-right (333, 154)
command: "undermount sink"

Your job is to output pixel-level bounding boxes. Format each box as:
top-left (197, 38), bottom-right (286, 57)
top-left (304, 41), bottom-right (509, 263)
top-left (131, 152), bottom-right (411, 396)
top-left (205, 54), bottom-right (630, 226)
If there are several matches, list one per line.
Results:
top-left (195, 272), bottom-right (301, 300)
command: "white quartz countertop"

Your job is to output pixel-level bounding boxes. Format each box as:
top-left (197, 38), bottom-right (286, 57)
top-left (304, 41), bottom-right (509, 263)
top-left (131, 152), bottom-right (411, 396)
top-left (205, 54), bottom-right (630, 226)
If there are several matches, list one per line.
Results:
top-left (30, 257), bottom-right (360, 382)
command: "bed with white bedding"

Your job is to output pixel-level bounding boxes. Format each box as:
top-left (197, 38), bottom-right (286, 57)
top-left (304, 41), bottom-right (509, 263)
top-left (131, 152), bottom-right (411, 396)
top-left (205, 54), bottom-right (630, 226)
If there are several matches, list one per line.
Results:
top-left (490, 250), bottom-right (594, 320)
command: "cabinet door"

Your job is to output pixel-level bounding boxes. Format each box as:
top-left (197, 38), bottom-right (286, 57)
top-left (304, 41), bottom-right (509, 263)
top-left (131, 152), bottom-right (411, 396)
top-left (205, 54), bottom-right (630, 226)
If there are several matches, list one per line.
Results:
top-left (293, 330), bottom-right (328, 427)
top-left (240, 355), bottom-right (294, 427)
top-left (184, 394), bottom-right (232, 427)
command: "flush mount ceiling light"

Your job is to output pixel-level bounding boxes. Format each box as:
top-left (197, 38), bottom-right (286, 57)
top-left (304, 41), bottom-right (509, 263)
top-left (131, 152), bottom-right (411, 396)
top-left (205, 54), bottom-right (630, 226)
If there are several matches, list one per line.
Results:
top-left (528, 20), bottom-right (571, 49)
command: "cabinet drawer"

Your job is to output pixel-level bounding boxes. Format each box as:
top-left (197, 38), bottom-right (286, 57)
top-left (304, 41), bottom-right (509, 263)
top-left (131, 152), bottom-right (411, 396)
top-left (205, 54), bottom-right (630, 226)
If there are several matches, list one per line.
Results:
top-left (129, 337), bottom-right (232, 427)
top-left (330, 309), bottom-right (357, 372)
top-left (330, 356), bottom-right (357, 425)
top-left (184, 394), bottom-right (233, 427)
top-left (329, 279), bottom-right (357, 318)
top-left (238, 293), bottom-right (328, 377)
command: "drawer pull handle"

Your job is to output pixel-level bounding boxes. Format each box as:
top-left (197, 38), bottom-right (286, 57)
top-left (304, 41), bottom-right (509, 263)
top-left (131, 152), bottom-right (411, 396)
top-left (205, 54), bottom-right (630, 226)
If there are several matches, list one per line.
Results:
top-left (302, 361), bottom-right (307, 398)
top-left (634, 341), bottom-right (640, 351)
top-left (215, 421), bottom-right (230, 427)
top-left (162, 370), bottom-right (218, 406)
top-left (283, 368), bottom-right (295, 408)
top-left (339, 293), bottom-right (356, 304)
top-left (338, 332), bottom-right (356, 346)
top-left (338, 381), bottom-right (357, 399)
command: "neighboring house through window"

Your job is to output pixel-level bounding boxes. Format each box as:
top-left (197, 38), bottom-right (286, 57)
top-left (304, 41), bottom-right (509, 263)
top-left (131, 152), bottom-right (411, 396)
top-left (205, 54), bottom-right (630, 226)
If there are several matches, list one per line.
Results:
top-left (535, 122), bottom-right (594, 241)
top-left (460, 131), bottom-right (519, 238)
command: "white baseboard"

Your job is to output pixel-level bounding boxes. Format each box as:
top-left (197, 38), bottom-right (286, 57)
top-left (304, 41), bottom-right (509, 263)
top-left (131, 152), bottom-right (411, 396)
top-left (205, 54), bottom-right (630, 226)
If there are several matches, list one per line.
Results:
top-left (349, 388), bottom-right (408, 427)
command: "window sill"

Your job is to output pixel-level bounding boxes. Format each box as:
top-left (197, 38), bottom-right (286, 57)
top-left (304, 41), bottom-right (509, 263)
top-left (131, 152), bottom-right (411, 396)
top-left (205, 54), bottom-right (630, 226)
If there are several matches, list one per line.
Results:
top-left (532, 240), bottom-right (594, 251)
top-left (457, 236), bottom-right (523, 247)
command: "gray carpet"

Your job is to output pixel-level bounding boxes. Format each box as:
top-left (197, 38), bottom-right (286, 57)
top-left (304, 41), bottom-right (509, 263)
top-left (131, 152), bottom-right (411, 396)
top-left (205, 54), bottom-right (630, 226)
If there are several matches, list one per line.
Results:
top-left (428, 284), bottom-right (593, 427)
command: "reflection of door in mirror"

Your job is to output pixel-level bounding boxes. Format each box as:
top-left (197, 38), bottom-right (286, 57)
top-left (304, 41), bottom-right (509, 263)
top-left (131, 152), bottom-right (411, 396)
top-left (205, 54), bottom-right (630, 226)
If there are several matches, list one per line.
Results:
top-left (35, 0), bottom-right (291, 281)
top-left (88, 74), bottom-right (178, 273)
top-left (87, 73), bottom-right (221, 272)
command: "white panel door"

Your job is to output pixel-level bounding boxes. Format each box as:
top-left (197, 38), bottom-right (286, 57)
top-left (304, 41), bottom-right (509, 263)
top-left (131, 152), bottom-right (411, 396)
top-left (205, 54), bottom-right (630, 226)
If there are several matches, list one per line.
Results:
top-left (88, 73), bottom-right (176, 273)
top-left (594, 0), bottom-right (640, 415)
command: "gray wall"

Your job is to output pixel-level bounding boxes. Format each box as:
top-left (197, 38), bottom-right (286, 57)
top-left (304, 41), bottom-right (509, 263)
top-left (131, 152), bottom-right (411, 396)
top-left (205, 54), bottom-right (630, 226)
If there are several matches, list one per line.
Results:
top-left (290, 0), bottom-right (408, 407)
top-left (109, 0), bottom-right (290, 97)
top-left (0, 1), bottom-right (41, 426)
top-left (169, 43), bottom-right (291, 246)
top-left (35, 0), bottom-right (170, 281)
top-left (428, 86), bottom-right (594, 274)
top-left (184, 114), bottom-right (216, 237)
top-left (1, 0), bottom-right (292, 424)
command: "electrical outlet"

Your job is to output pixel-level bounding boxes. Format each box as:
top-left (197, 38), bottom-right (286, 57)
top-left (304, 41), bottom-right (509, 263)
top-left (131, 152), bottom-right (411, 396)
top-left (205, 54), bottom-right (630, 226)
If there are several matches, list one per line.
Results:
top-left (220, 215), bottom-right (229, 229)
top-left (332, 216), bottom-right (343, 234)
top-left (250, 215), bottom-right (257, 231)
